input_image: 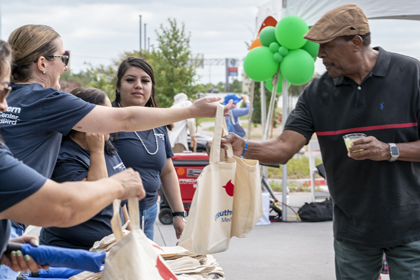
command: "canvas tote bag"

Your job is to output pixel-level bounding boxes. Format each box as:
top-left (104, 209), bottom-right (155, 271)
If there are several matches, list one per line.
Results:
top-left (230, 155), bottom-right (262, 238)
top-left (101, 197), bottom-right (178, 280)
top-left (178, 103), bottom-right (236, 255)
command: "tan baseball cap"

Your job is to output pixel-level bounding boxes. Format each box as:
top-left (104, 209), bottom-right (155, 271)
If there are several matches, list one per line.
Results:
top-left (304, 4), bottom-right (370, 44)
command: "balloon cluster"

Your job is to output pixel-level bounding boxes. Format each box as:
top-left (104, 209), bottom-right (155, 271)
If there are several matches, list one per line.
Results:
top-left (244, 15), bottom-right (319, 86)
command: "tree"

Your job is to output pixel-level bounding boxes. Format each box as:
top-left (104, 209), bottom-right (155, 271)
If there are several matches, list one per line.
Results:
top-left (229, 79), bottom-right (242, 93)
top-left (59, 69), bottom-right (93, 93)
top-left (150, 18), bottom-right (200, 108)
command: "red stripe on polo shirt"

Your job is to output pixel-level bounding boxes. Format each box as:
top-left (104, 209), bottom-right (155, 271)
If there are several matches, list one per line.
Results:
top-left (316, 123), bottom-right (418, 136)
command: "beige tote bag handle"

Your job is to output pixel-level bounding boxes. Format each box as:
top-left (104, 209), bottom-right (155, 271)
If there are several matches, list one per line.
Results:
top-left (110, 197), bottom-right (140, 242)
top-left (210, 104), bottom-right (233, 164)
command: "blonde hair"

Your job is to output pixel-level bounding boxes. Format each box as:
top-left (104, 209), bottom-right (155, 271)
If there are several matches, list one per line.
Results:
top-left (8, 24), bottom-right (60, 82)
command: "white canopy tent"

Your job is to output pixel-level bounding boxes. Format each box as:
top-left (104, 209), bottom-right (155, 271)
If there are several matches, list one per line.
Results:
top-left (256, 0), bottom-right (420, 29)
top-left (254, 0), bottom-right (420, 221)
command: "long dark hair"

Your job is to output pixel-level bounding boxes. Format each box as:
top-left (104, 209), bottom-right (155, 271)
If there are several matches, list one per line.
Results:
top-left (112, 57), bottom-right (172, 133)
top-left (112, 57), bottom-right (159, 108)
top-left (69, 87), bottom-right (116, 156)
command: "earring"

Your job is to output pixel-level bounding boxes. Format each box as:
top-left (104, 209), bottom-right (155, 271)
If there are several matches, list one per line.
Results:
top-left (43, 70), bottom-right (46, 74)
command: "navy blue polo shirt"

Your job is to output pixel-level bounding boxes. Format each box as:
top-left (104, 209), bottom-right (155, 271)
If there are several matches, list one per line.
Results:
top-left (40, 137), bottom-right (126, 250)
top-left (0, 144), bottom-right (46, 255)
top-left (285, 47), bottom-right (420, 248)
top-left (0, 83), bottom-right (95, 178)
top-left (111, 126), bottom-right (174, 210)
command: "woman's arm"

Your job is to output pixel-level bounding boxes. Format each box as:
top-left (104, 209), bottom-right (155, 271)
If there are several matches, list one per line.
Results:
top-left (232, 101), bottom-right (250, 118)
top-left (160, 159), bottom-right (185, 239)
top-left (84, 133), bottom-right (107, 181)
top-left (0, 168), bottom-right (145, 228)
top-left (73, 97), bottom-right (234, 133)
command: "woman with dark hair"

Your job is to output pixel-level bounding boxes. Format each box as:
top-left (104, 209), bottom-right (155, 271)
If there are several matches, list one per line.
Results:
top-left (39, 87), bottom-right (131, 250)
top-left (0, 41), bottom-right (145, 275)
top-left (111, 57), bottom-right (186, 240)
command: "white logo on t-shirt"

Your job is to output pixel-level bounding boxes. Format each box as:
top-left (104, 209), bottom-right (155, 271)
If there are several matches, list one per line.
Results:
top-left (0, 106), bottom-right (21, 125)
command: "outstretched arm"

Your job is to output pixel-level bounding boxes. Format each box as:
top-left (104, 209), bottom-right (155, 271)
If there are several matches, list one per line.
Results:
top-left (74, 97), bottom-right (234, 133)
top-left (0, 168), bottom-right (145, 228)
top-left (221, 130), bottom-right (307, 164)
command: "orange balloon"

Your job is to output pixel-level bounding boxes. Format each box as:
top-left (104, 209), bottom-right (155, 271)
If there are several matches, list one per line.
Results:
top-left (250, 38), bottom-right (263, 50)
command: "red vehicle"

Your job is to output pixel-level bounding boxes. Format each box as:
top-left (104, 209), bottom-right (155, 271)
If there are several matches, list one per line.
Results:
top-left (158, 152), bottom-right (209, 224)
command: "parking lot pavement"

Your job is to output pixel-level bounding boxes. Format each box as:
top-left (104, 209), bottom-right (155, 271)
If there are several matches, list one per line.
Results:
top-left (155, 192), bottom-right (337, 280)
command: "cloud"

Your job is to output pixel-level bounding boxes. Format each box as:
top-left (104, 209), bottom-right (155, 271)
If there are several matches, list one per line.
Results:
top-left (3, 0), bottom-right (259, 83)
top-left (4, 1), bottom-right (420, 84)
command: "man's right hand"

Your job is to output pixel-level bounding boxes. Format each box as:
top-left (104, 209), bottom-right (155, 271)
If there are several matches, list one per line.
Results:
top-left (111, 168), bottom-right (145, 200)
top-left (206, 132), bottom-right (246, 157)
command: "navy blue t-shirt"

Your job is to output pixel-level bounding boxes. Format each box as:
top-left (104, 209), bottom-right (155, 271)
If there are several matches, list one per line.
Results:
top-left (0, 144), bottom-right (46, 256)
top-left (0, 83), bottom-right (96, 178)
top-left (112, 126), bottom-right (174, 210)
top-left (40, 137), bottom-right (126, 250)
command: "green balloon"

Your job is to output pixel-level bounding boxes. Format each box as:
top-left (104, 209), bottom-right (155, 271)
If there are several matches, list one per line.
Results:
top-left (273, 52), bottom-right (283, 63)
top-left (275, 15), bottom-right (308, 50)
top-left (302, 40), bottom-right (319, 58)
top-left (259, 26), bottom-right (277, 47)
top-left (269, 42), bottom-right (280, 53)
top-left (280, 49), bottom-right (314, 85)
top-left (278, 46), bottom-right (289, 57)
top-left (264, 75), bottom-right (283, 93)
top-left (244, 46), bottom-right (279, 82)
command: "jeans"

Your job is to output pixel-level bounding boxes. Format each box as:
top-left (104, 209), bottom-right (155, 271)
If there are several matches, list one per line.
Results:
top-left (335, 239), bottom-right (420, 280)
top-left (139, 203), bottom-right (158, 241)
top-left (0, 225), bottom-right (24, 280)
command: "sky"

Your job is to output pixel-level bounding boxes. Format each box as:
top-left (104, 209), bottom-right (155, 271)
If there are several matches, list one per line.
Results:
top-left (3, 1), bottom-right (420, 85)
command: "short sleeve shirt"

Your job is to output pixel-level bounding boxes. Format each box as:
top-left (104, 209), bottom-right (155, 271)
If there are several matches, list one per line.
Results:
top-left (40, 137), bottom-right (126, 250)
top-left (285, 47), bottom-right (420, 248)
top-left (0, 144), bottom-right (46, 255)
top-left (0, 83), bottom-right (95, 178)
top-left (111, 126), bottom-right (174, 210)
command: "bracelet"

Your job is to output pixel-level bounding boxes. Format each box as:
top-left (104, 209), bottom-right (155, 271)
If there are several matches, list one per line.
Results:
top-left (240, 139), bottom-right (248, 157)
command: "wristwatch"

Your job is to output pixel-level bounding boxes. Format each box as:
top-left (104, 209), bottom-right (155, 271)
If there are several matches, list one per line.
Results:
top-left (172, 211), bottom-right (187, 218)
top-left (388, 143), bottom-right (399, 162)
top-left (172, 211), bottom-right (187, 223)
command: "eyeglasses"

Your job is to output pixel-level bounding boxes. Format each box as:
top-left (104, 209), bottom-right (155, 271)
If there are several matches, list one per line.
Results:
top-left (45, 50), bottom-right (70, 66)
top-left (0, 83), bottom-right (11, 103)
top-left (34, 50), bottom-right (70, 66)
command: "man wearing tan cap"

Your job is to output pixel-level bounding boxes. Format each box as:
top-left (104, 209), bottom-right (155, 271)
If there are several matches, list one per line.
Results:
top-left (221, 4), bottom-right (420, 279)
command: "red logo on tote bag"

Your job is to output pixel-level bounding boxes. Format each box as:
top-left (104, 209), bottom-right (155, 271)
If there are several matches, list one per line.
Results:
top-left (222, 180), bottom-right (234, 197)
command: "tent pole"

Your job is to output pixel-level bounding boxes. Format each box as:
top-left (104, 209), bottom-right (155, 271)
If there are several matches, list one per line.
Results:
top-left (281, 77), bottom-right (289, 221)
top-left (260, 82), bottom-right (267, 178)
top-left (263, 69), bottom-right (279, 140)
top-left (247, 80), bottom-right (255, 140)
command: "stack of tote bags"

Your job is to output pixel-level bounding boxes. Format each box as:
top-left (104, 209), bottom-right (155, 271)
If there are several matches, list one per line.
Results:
top-left (178, 103), bottom-right (263, 255)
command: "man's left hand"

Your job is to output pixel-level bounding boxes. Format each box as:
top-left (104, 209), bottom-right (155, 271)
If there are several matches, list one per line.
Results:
top-left (347, 136), bottom-right (390, 161)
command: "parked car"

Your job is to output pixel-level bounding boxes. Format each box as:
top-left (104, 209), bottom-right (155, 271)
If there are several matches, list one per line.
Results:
top-left (187, 133), bottom-right (212, 153)
top-left (207, 88), bottom-right (219, 93)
